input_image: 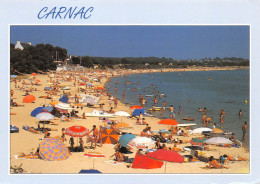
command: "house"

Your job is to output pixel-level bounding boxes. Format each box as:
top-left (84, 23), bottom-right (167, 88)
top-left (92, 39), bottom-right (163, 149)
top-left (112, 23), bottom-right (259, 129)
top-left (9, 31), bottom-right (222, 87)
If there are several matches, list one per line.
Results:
top-left (15, 41), bottom-right (32, 50)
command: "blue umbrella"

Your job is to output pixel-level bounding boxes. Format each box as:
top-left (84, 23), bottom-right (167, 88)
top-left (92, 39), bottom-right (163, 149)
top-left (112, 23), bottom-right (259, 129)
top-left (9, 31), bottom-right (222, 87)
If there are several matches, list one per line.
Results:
top-left (10, 75), bottom-right (17, 78)
top-left (59, 95), bottom-right (68, 103)
top-left (31, 107), bottom-right (53, 117)
top-left (132, 108), bottom-right (145, 116)
top-left (118, 133), bottom-right (136, 147)
top-left (79, 169), bottom-right (102, 174)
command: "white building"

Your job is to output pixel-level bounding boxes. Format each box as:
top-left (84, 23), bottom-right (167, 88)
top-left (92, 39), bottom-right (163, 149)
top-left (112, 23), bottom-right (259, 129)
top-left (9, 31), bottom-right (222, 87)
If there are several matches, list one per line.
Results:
top-left (15, 41), bottom-right (32, 50)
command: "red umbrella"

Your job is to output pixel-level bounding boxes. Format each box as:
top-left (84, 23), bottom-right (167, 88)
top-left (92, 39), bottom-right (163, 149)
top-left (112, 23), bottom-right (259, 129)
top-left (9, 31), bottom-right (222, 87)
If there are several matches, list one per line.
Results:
top-left (32, 73), bottom-right (36, 76)
top-left (158, 119), bottom-right (178, 125)
top-left (65, 126), bottom-right (89, 137)
top-left (148, 149), bottom-right (184, 173)
top-left (23, 95), bottom-right (36, 103)
top-left (130, 105), bottom-right (143, 109)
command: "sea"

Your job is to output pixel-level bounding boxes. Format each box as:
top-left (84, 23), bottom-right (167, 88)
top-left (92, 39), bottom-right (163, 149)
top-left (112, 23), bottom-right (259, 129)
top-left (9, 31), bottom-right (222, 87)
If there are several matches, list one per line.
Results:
top-left (106, 69), bottom-right (250, 147)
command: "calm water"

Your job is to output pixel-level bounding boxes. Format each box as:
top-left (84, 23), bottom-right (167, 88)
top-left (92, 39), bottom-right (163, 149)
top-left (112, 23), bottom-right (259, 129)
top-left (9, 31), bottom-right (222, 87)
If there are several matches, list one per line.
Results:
top-left (107, 69), bottom-right (250, 146)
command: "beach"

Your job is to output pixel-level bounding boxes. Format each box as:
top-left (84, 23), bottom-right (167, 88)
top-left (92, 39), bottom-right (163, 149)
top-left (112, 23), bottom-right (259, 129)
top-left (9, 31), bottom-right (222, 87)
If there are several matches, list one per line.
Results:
top-left (10, 66), bottom-right (249, 174)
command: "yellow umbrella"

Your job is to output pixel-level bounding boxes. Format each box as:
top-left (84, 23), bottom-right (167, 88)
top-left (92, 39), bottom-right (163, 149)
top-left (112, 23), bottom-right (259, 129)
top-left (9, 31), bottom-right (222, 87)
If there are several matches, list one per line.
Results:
top-left (212, 128), bottom-right (224, 134)
top-left (49, 101), bottom-right (60, 106)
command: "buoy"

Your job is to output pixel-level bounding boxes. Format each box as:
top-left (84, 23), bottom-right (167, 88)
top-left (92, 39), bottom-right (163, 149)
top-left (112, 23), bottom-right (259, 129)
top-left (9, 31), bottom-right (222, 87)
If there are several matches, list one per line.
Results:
top-left (245, 100), bottom-right (247, 104)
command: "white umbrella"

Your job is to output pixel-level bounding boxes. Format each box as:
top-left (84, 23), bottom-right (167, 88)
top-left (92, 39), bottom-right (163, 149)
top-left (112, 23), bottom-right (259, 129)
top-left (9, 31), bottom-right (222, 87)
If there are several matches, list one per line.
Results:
top-left (36, 112), bottom-right (54, 121)
top-left (127, 137), bottom-right (155, 149)
top-left (55, 102), bottom-right (73, 110)
top-left (115, 111), bottom-right (131, 122)
top-left (203, 137), bottom-right (233, 145)
top-left (189, 127), bottom-right (213, 135)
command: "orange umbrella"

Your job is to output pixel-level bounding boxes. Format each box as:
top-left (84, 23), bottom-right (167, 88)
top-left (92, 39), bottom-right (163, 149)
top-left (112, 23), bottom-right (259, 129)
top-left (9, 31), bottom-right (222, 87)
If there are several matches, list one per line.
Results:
top-left (36, 79), bottom-right (41, 82)
top-left (32, 73), bottom-right (36, 76)
top-left (97, 86), bottom-right (104, 90)
top-left (49, 101), bottom-right (59, 106)
top-left (130, 105), bottom-right (143, 109)
top-left (158, 119), bottom-right (178, 125)
top-left (23, 95), bottom-right (36, 103)
top-left (101, 129), bottom-right (118, 144)
top-left (114, 122), bottom-right (129, 129)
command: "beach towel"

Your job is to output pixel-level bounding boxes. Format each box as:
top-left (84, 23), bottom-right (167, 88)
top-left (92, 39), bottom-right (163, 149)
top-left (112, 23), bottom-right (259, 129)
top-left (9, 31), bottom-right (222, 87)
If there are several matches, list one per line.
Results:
top-left (104, 160), bottom-right (122, 165)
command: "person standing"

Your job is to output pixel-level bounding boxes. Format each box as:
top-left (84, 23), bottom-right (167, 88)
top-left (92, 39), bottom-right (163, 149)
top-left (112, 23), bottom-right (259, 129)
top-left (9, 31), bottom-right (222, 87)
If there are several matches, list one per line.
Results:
top-left (169, 105), bottom-right (175, 119)
top-left (242, 122), bottom-right (247, 141)
top-left (239, 110), bottom-right (242, 119)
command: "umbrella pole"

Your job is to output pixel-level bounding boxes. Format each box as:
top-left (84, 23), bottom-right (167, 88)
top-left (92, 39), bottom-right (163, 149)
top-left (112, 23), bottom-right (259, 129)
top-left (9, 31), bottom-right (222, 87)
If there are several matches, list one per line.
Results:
top-left (93, 158), bottom-right (95, 170)
top-left (164, 162), bottom-right (167, 173)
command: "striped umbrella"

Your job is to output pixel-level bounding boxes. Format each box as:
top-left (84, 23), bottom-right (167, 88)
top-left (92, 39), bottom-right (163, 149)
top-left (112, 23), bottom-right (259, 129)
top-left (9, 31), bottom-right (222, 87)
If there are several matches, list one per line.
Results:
top-left (65, 126), bottom-right (89, 137)
top-left (101, 129), bottom-right (118, 144)
top-left (128, 137), bottom-right (155, 149)
top-left (118, 133), bottom-right (136, 147)
top-left (190, 137), bottom-right (208, 146)
top-left (39, 138), bottom-right (70, 161)
top-left (36, 112), bottom-right (54, 121)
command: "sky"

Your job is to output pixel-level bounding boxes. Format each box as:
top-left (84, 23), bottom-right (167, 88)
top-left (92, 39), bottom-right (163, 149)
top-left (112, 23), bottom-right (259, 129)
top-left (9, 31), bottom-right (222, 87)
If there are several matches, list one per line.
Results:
top-left (10, 25), bottom-right (250, 60)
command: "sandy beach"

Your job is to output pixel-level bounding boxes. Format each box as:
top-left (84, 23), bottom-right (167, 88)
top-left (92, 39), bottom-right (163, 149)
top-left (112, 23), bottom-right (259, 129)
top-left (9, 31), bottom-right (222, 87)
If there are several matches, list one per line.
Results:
top-left (10, 66), bottom-right (249, 174)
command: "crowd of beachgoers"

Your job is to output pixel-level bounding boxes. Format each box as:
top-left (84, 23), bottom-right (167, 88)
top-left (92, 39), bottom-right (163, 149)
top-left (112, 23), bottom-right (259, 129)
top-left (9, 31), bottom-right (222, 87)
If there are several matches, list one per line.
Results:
top-left (10, 66), bottom-right (249, 174)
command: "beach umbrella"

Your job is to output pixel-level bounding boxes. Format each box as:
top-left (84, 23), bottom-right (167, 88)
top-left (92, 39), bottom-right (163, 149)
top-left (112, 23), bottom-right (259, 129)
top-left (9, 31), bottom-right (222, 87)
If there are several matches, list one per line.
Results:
top-left (49, 101), bottom-right (59, 106)
top-left (32, 73), bottom-right (36, 76)
top-left (158, 119), bottom-right (178, 126)
top-left (118, 133), bottom-right (136, 147)
top-left (81, 97), bottom-right (96, 105)
top-left (130, 105), bottom-right (143, 109)
top-left (79, 83), bottom-right (86, 86)
top-left (36, 112), bottom-right (54, 121)
top-left (10, 75), bottom-right (17, 78)
top-left (84, 151), bottom-right (105, 170)
top-left (132, 108), bottom-right (145, 116)
top-left (97, 86), bottom-right (104, 90)
top-left (148, 149), bottom-right (184, 173)
top-left (190, 137), bottom-right (208, 146)
top-left (59, 95), bottom-right (68, 103)
top-left (132, 152), bottom-right (164, 169)
top-left (115, 111), bottom-right (131, 122)
top-left (128, 137), bottom-right (155, 149)
top-left (23, 95), bottom-right (36, 103)
top-left (49, 74), bottom-right (55, 78)
top-left (101, 129), bottom-right (118, 144)
top-left (87, 83), bottom-right (93, 86)
top-left (31, 107), bottom-right (53, 117)
top-left (152, 129), bottom-right (171, 134)
top-left (203, 137), bottom-right (233, 145)
top-left (35, 79), bottom-right (41, 82)
top-left (55, 102), bottom-right (73, 110)
top-left (189, 127), bottom-right (213, 135)
top-left (79, 169), bottom-right (102, 174)
top-left (65, 126), bottom-right (89, 137)
top-left (39, 138), bottom-right (69, 161)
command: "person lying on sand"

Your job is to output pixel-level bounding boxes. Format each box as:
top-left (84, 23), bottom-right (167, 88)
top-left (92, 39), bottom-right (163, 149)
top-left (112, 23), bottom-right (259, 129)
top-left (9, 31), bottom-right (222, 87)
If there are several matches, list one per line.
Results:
top-left (110, 149), bottom-right (128, 162)
top-left (223, 154), bottom-right (248, 161)
top-left (18, 148), bottom-right (40, 159)
top-left (206, 156), bottom-right (229, 169)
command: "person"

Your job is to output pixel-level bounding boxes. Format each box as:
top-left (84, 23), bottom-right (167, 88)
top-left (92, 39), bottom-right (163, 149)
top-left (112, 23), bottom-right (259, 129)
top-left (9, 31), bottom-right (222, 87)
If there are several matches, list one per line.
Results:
top-left (178, 106), bottom-right (182, 115)
top-left (114, 98), bottom-right (118, 109)
top-left (82, 113), bottom-right (86, 119)
top-left (239, 110), bottom-right (242, 118)
top-left (229, 133), bottom-right (236, 142)
top-left (108, 107), bottom-right (115, 114)
top-left (88, 125), bottom-right (99, 149)
top-left (122, 90), bottom-right (125, 102)
top-left (169, 105), bottom-right (175, 119)
top-left (206, 156), bottom-right (229, 169)
top-left (223, 154), bottom-right (248, 161)
top-left (114, 87), bottom-right (117, 97)
top-left (18, 148), bottom-right (40, 159)
top-left (242, 121), bottom-right (247, 141)
top-left (10, 89), bottom-right (14, 97)
top-left (110, 149), bottom-right (128, 162)
top-left (203, 108), bottom-right (207, 115)
top-left (99, 125), bottom-right (103, 147)
top-left (142, 118), bottom-right (148, 125)
top-left (69, 137), bottom-right (74, 149)
top-left (61, 128), bottom-right (66, 142)
top-left (155, 138), bottom-right (162, 149)
top-left (79, 138), bottom-right (84, 151)
top-left (205, 117), bottom-right (213, 127)
top-left (163, 101), bottom-right (166, 109)
top-left (110, 122), bottom-right (121, 134)
top-left (220, 112), bottom-right (224, 123)
top-left (139, 112), bottom-right (143, 120)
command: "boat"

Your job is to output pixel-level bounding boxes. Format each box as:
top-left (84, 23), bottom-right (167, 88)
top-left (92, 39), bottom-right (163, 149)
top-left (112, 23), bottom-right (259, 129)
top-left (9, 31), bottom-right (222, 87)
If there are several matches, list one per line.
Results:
top-left (177, 123), bottom-right (197, 127)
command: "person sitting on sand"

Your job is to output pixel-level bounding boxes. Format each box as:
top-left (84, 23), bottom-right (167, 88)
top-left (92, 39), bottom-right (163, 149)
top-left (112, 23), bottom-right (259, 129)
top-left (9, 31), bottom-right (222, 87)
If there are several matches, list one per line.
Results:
top-left (206, 156), bottom-right (229, 169)
top-left (155, 138), bottom-right (163, 149)
top-left (110, 149), bottom-right (128, 162)
top-left (108, 107), bottom-right (115, 114)
top-left (173, 138), bottom-right (189, 144)
top-left (229, 133), bottom-right (236, 142)
top-left (171, 143), bottom-right (182, 152)
top-left (69, 137), bottom-right (74, 149)
top-left (142, 118), bottom-right (148, 125)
